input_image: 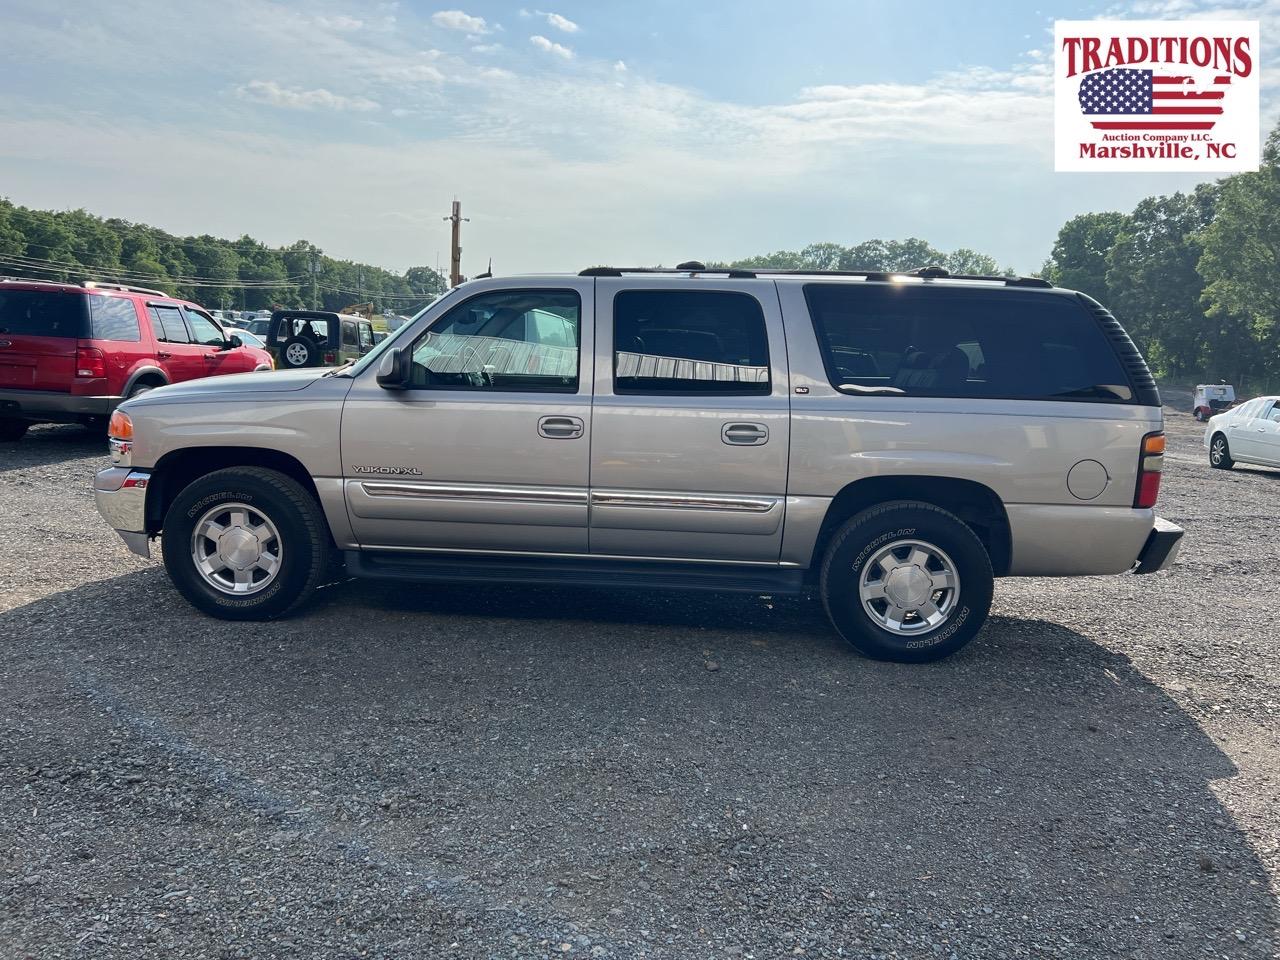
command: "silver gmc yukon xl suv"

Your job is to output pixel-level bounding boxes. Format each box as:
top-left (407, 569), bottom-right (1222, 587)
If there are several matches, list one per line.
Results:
top-left (94, 265), bottom-right (1182, 662)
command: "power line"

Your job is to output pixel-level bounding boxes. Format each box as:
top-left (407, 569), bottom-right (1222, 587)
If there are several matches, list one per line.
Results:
top-left (0, 257), bottom-right (302, 290)
top-left (0, 250), bottom-right (307, 286)
top-left (4, 203), bottom-right (316, 257)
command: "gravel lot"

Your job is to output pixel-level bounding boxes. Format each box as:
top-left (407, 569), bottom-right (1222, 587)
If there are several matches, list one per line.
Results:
top-left (1, 401), bottom-right (1277, 959)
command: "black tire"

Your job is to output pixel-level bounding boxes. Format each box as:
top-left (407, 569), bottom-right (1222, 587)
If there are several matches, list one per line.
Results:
top-left (819, 501), bottom-right (994, 663)
top-left (281, 336), bottom-right (319, 368)
top-left (127, 382), bottom-right (157, 400)
top-left (0, 418), bottom-right (29, 442)
top-left (1209, 433), bottom-right (1234, 470)
top-left (161, 467), bottom-right (329, 620)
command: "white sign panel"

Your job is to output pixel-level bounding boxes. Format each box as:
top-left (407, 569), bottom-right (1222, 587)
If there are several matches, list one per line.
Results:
top-left (1055, 20), bottom-right (1260, 172)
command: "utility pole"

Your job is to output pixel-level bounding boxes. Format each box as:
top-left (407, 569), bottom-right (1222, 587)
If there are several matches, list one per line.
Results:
top-left (310, 250), bottom-right (320, 310)
top-left (443, 199), bottom-right (468, 287)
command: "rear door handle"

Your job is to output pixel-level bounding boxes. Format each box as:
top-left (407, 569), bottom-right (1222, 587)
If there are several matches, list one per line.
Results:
top-left (156, 351), bottom-right (171, 359)
top-left (538, 415), bottom-right (584, 439)
top-left (722, 422), bottom-right (769, 445)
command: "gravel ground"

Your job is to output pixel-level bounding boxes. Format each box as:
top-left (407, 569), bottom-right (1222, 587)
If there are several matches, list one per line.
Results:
top-left (0, 403), bottom-right (1277, 959)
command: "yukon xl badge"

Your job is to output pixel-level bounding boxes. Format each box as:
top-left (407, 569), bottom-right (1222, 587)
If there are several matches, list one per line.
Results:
top-left (353, 465), bottom-right (424, 476)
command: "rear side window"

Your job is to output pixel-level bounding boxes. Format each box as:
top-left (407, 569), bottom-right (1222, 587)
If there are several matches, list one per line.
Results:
top-left (804, 284), bottom-right (1134, 402)
top-left (148, 305), bottom-right (192, 344)
top-left (613, 290), bottom-right (770, 395)
top-left (89, 296), bottom-right (141, 342)
top-left (0, 290), bottom-right (88, 338)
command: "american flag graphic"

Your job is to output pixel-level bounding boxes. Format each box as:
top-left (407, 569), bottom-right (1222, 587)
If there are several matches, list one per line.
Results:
top-left (1078, 67), bottom-right (1229, 131)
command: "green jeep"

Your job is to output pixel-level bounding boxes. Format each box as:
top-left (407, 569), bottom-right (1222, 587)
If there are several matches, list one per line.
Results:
top-left (266, 310), bottom-right (376, 369)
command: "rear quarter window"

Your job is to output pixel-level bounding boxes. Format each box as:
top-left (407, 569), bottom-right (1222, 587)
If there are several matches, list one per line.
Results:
top-left (0, 289), bottom-right (89, 338)
top-left (89, 296), bottom-right (142, 342)
top-left (803, 284), bottom-right (1134, 403)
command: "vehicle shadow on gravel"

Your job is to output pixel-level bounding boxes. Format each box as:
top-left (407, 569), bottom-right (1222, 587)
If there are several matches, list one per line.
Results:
top-left (0, 424), bottom-right (105, 472)
top-left (3, 570), bottom-right (1277, 958)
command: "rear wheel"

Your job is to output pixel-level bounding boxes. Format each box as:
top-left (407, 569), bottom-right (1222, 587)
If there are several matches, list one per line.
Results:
top-left (0, 418), bottom-right (29, 442)
top-left (1210, 433), bottom-right (1234, 469)
top-left (820, 501), bottom-right (993, 663)
top-left (162, 467), bottom-right (329, 620)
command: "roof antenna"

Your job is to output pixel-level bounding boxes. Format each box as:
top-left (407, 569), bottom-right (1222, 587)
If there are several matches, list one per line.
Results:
top-left (475, 257), bottom-right (493, 280)
top-left (675, 260), bottom-right (706, 271)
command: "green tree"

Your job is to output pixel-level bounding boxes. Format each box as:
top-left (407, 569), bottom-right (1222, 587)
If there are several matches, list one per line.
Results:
top-left (1042, 211), bottom-right (1128, 302)
top-left (1199, 126), bottom-right (1280, 379)
top-left (1105, 188), bottom-right (1217, 380)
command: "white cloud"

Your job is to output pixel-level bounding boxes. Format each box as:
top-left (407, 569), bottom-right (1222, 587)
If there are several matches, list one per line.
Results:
top-left (315, 14), bottom-right (363, 31)
top-left (431, 9), bottom-right (488, 33)
top-left (236, 80), bottom-right (380, 112)
top-left (541, 11), bottom-right (579, 33)
top-left (471, 42), bottom-right (503, 53)
top-left (530, 34), bottom-right (573, 59)
top-left (1, 0), bottom-right (1261, 277)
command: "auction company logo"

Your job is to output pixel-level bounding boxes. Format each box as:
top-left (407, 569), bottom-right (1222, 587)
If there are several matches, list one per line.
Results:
top-left (1054, 20), bottom-right (1259, 172)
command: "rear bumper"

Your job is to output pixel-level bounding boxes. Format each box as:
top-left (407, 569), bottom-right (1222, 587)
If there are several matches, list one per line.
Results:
top-left (0, 388), bottom-right (118, 422)
top-left (94, 467), bottom-right (152, 558)
top-left (1006, 505), bottom-right (1183, 576)
top-left (1133, 517), bottom-right (1184, 574)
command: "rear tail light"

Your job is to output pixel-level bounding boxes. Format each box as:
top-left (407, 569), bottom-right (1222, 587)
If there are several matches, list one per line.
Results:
top-left (324, 352), bottom-right (336, 364)
top-left (75, 346), bottom-right (106, 379)
top-left (1134, 431), bottom-right (1165, 508)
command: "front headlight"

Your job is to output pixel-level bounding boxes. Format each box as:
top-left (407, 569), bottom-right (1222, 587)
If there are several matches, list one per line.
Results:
top-left (108, 410), bottom-right (133, 467)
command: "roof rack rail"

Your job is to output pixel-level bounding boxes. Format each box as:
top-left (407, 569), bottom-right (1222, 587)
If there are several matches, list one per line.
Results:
top-left (83, 280), bottom-right (170, 297)
top-left (0, 275), bottom-right (68, 287)
top-left (748, 265), bottom-right (1054, 289)
top-left (578, 264), bottom-right (1053, 289)
top-left (579, 264), bottom-right (759, 279)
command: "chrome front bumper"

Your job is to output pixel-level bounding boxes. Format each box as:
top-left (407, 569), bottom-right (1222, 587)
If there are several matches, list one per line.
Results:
top-left (94, 467), bottom-right (152, 558)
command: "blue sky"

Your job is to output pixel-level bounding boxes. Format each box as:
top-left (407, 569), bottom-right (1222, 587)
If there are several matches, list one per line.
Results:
top-left (0, 0), bottom-right (1274, 276)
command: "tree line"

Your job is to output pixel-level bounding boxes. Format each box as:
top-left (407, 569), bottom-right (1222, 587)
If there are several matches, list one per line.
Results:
top-left (1042, 124), bottom-right (1280, 392)
top-left (719, 238), bottom-right (1009, 276)
top-left (0, 198), bottom-right (446, 315)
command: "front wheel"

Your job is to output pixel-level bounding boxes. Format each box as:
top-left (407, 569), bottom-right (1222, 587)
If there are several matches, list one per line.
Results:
top-left (820, 501), bottom-right (994, 663)
top-left (161, 467), bottom-right (329, 620)
top-left (1209, 434), bottom-right (1234, 470)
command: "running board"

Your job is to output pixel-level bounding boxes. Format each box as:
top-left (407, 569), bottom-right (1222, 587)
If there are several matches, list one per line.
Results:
top-left (343, 550), bottom-right (806, 595)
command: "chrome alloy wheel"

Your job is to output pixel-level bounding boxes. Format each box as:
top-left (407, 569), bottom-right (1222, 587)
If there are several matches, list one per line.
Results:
top-left (858, 539), bottom-right (961, 635)
top-left (1210, 437), bottom-right (1227, 466)
top-left (191, 502), bottom-right (283, 595)
top-left (284, 341), bottom-right (310, 366)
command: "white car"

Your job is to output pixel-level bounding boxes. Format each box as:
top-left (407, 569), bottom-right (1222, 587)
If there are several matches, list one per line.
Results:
top-left (1206, 395), bottom-right (1280, 469)
top-left (222, 326), bottom-right (266, 349)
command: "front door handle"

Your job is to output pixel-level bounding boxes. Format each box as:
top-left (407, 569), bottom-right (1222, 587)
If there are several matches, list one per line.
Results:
top-left (538, 415), bottom-right (584, 439)
top-left (722, 422), bottom-right (769, 445)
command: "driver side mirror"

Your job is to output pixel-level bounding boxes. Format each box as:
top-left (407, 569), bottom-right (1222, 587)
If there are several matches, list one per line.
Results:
top-left (225, 335), bottom-right (243, 350)
top-left (376, 348), bottom-right (411, 390)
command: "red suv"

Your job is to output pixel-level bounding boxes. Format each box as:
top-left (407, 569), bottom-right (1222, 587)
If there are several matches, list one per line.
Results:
top-left (0, 279), bottom-right (274, 441)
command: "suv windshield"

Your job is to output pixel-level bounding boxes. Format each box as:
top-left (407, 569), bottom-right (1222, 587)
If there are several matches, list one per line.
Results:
top-left (0, 289), bottom-right (89, 338)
